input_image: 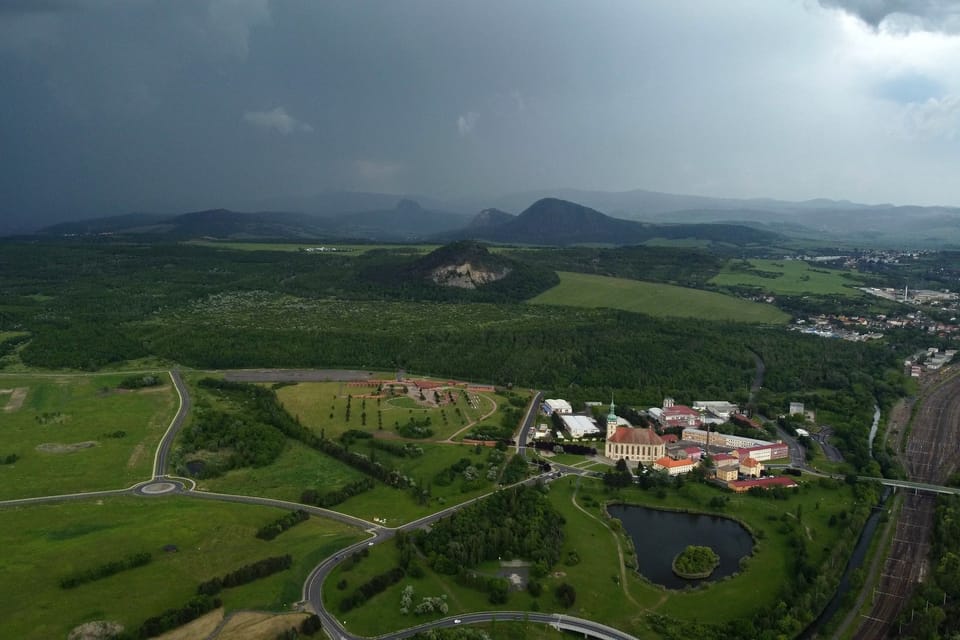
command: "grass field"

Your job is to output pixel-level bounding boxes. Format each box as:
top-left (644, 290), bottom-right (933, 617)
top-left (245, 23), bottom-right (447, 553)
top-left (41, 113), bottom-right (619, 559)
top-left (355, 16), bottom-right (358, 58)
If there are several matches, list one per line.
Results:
top-left (0, 373), bottom-right (176, 499)
top-left (185, 240), bottom-right (438, 254)
top-left (710, 259), bottom-right (865, 296)
top-left (275, 380), bottom-right (524, 442)
top-left (180, 377), bottom-right (522, 524)
top-left (0, 496), bottom-right (363, 640)
top-left (327, 475), bottom-right (860, 637)
top-left (528, 272), bottom-right (789, 324)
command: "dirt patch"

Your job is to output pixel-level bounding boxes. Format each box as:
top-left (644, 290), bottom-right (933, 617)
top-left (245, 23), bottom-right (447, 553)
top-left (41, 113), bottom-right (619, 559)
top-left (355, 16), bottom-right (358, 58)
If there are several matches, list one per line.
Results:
top-left (3, 387), bottom-right (27, 412)
top-left (153, 608), bottom-right (223, 640)
top-left (36, 441), bottom-right (98, 454)
top-left (67, 621), bottom-right (124, 640)
top-left (127, 442), bottom-right (146, 468)
top-left (217, 611), bottom-right (310, 640)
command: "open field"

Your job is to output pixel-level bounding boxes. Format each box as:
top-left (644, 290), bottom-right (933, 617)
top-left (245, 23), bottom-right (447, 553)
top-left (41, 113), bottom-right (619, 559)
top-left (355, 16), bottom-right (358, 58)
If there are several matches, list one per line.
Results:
top-left (274, 380), bottom-right (513, 442)
top-left (185, 240), bottom-right (439, 254)
top-left (199, 440), bottom-right (368, 504)
top-left (0, 496), bottom-right (363, 640)
top-left (0, 373), bottom-right (176, 499)
top-left (325, 475), bottom-right (860, 637)
top-left (710, 259), bottom-right (865, 295)
top-left (529, 272), bottom-right (789, 324)
top-left (179, 376), bottom-right (520, 524)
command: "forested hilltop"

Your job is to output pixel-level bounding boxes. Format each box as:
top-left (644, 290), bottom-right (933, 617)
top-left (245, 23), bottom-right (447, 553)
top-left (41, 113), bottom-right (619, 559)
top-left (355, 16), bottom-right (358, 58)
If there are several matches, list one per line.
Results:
top-left (0, 239), bottom-right (923, 474)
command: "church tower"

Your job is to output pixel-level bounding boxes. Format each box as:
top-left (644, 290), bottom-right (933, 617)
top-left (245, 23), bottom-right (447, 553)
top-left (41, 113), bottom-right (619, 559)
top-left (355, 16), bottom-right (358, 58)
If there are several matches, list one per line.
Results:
top-left (606, 397), bottom-right (618, 439)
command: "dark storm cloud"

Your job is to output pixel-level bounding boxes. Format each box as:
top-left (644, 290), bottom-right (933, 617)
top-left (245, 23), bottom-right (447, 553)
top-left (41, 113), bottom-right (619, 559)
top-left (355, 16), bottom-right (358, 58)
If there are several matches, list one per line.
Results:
top-left (820, 0), bottom-right (960, 31)
top-left (3, 0), bottom-right (960, 232)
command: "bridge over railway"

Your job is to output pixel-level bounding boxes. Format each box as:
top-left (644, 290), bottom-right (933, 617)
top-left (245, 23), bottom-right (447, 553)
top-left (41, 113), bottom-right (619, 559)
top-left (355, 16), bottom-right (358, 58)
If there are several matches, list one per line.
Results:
top-left (873, 478), bottom-right (960, 495)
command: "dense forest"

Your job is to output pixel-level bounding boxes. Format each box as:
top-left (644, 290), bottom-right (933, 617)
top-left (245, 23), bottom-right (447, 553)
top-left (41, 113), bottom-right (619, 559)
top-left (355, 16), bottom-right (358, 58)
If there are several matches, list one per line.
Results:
top-left (415, 484), bottom-right (564, 573)
top-left (0, 240), bottom-right (924, 474)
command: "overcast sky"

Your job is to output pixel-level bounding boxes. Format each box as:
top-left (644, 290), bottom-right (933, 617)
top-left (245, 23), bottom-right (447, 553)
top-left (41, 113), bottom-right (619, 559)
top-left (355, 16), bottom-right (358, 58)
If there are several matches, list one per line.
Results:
top-left (4, 0), bottom-right (960, 225)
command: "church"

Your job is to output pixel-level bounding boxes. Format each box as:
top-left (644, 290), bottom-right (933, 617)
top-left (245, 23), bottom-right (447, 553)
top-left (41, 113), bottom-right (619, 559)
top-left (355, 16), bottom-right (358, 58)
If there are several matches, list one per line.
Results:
top-left (603, 400), bottom-right (665, 464)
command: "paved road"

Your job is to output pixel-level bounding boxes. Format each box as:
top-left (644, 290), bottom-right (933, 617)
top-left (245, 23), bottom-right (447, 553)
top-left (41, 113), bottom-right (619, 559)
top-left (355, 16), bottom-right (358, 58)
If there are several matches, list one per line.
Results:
top-left (153, 369), bottom-right (191, 479)
top-left (516, 390), bottom-right (543, 456)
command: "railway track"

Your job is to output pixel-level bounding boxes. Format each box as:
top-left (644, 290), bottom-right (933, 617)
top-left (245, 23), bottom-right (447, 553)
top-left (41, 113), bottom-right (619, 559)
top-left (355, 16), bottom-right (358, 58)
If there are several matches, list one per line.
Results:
top-left (853, 370), bottom-right (960, 638)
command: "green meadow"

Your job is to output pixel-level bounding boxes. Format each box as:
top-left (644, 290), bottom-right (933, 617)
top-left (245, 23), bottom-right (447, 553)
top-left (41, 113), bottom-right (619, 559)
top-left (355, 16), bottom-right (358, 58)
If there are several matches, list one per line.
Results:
top-left (328, 475), bottom-right (860, 637)
top-left (528, 271), bottom-right (789, 324)
top-left (0, 496), bottom-right (363, 640)
top-left (710, 259), bottom-right (865, 295)
top-left (0, 373), bottom-right (176, 499)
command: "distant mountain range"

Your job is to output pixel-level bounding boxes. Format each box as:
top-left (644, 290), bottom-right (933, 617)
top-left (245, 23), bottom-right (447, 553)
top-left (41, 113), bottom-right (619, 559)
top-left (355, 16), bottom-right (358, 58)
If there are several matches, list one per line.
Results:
top-left (37, 197), bottom-right (779, 247)
top-left (24, 185), bottom-right (960, 247)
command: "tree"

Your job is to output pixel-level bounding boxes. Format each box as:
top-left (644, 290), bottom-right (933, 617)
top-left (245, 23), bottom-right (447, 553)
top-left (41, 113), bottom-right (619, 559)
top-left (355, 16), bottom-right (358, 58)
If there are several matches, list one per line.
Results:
top-left (555, 582), bottom-right (576, 608)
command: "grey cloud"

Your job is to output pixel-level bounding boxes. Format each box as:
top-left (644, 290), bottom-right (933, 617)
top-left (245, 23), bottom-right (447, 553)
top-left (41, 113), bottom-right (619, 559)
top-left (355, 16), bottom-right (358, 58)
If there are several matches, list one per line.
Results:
top-left (457, 111), bottom-right (480, 137)
top-left (819, 0), bottom-right (960, 31)
top-left (243, 107), bottom-right (313, 135)
top-left (205, 0), bottom-right (271, 59)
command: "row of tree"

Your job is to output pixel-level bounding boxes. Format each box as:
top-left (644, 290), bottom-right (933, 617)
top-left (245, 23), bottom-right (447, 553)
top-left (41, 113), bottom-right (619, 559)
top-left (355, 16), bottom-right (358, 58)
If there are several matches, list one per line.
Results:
top-left (255, 510), bottom-right (310, 541)
top-left (197, 555), bottom-right (293, 596)
top-left (59, 552), bottom-right (152, 589)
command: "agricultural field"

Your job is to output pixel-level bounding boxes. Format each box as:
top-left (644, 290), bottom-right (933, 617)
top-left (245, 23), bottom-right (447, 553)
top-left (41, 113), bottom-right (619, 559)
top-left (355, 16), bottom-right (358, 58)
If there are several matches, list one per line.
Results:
top-left (710, 259), bottom-right (866, 296)
top-left (0, 496), bottom-right (364, 640)
top-left (0, 373), bottom-right (176, 499)
top-left (327, 475), bottom-right (862, 637)
top-left (528, 272), bottom-right (789, 324)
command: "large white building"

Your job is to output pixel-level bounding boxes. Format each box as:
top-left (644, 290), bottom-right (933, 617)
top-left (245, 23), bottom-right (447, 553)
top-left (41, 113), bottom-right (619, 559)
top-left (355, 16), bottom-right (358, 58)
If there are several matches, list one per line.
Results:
top-left (542, 399), bottom-right (573, 415)
top-left (604, 401), bottom-right (665, 463)
top-left (560, 414), bottom-right (600, 438)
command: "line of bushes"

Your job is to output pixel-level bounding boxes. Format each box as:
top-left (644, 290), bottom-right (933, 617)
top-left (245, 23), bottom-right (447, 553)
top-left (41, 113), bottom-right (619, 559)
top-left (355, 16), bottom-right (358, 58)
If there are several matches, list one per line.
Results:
top-left (118, 374), bottom-right (162, 389)
top-left (59, 552), bottom-right (152, 589)
top-left (197, 555), bottom-right (293, 596)
top-left (367, 440), bottom-right (424, 458)
top-left (338, 566), bottom-right (405, 613)
top-left (300, 478), bottom-right (375, 508)
top-left (256, 510), bottom-right (309, 541)
top-left (0, 453), bottom-right (19, 465)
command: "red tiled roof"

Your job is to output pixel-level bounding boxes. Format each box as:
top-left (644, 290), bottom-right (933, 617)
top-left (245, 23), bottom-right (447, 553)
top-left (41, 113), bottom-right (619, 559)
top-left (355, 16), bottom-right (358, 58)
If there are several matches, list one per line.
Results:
top-left (712, 453), bottom-right (737, 463)
top-left (728, 476), bottom-right (797, 491)
top-left (609, 427), bottom-right (663, 446)
top-left (741, 457), bottom-right (761, 467)
top-left (654, 456), bottom-right (694, 469)
top-left (661, 434), bottom-right (679, 443)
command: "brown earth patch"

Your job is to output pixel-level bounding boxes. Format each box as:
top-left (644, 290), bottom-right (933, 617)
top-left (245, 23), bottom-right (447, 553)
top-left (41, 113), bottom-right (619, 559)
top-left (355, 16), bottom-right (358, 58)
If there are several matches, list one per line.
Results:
top-left (217, 611), bottom-right (310, 640)
top-left (127, 442), bottom-right (146, 468)
top-left (153, 608), bottom-right (223, 640)
top-left (3, 387), bottom-right (27, 412)
top-left (36, 441), bottom-right (98, 454)
top-left (67, 620), bottom-right (124, 640)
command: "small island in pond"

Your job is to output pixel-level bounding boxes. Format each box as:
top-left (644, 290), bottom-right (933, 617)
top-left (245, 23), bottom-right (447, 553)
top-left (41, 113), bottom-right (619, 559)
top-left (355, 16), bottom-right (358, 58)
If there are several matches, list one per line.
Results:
top-left (672, 545), bottom-right (720, 580)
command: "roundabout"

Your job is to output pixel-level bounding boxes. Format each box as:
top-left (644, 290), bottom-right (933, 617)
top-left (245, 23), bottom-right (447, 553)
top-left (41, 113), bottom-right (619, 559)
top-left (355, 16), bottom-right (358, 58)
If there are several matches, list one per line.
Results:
top-left (135, 481), bottom-right (181, 496)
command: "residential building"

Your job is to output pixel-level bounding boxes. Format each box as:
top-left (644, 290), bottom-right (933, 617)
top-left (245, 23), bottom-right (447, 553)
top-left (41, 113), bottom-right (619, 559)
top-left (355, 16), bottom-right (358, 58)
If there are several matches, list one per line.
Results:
top-left (653, 455), bottom-right (695, 476)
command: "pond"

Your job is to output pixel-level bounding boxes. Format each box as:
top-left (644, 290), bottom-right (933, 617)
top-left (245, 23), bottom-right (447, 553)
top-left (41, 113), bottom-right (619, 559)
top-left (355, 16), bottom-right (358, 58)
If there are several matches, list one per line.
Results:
top-left (608, 504), bottom-right (754, 589)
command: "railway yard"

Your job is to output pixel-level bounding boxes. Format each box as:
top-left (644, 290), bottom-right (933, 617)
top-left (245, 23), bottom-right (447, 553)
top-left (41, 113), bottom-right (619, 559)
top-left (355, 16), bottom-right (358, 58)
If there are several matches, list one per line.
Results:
top-left (853, 368), bottom-right (960, 638)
